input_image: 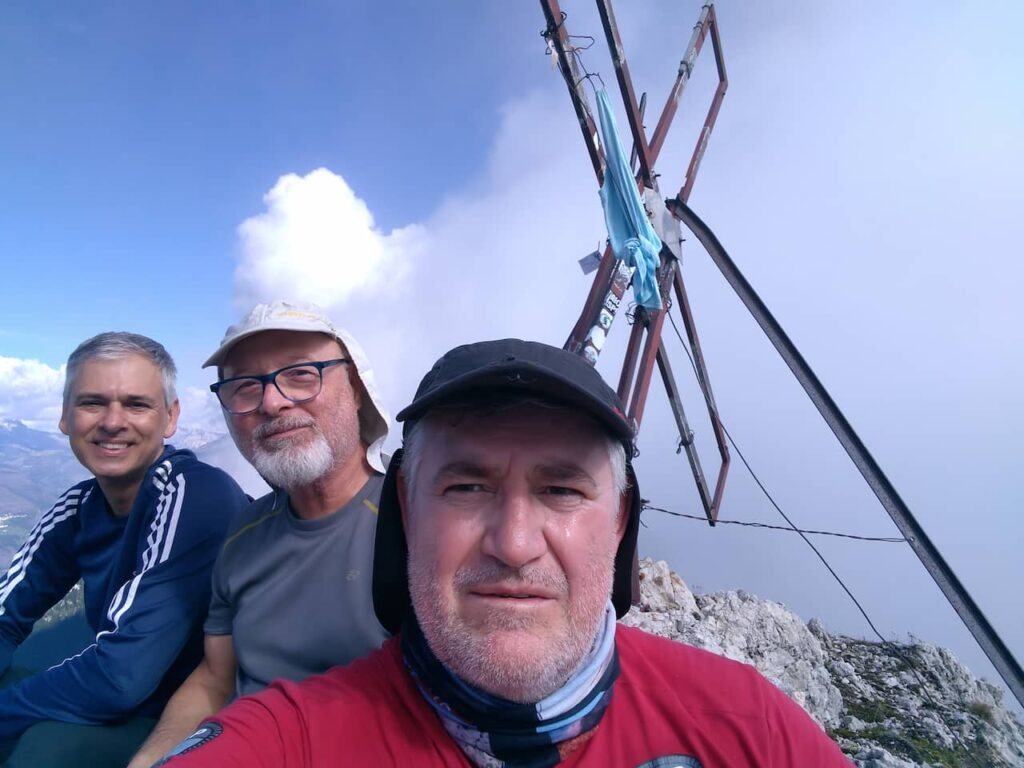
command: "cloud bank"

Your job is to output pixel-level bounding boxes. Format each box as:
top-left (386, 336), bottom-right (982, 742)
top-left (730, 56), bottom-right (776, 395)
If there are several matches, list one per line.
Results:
top-left (0, 356), bottom-right (65, 431)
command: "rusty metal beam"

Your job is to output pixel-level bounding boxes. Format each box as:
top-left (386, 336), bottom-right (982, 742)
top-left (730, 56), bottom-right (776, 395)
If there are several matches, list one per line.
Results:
top-left (616, 253), bottom-right (729, 522)
top-left (671, 267), bottom-right (730, 521)
top-left (629, 92), bottom-right (647, 173)
top-left (656, 338), bottom-right (715, 516)
top-left (595, 0), bottom-right (653, 186)
top-left (625, 306), bottom-right (667, 427)
top-left (540, 0), bottom-right (606, 183)
top-left (648, 2), bottom-right (713, 163)
top-left (568, 248), bottom-right (634, 363)
top-left (620, 255), bottom-right (677, 425)
top-left (679, 4), bottom-right (728, 203)
top-left (616, 304), bottom-right (645, 404)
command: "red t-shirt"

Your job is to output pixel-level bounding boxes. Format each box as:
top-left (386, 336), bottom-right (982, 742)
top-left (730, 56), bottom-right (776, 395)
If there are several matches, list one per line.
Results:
top-left (162, 626), bottom-right (852, 767)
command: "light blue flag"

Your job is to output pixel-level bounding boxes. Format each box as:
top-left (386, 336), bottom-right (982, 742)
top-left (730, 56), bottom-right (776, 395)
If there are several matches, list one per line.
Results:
top-left (596, 88), bottom-right (663, 310)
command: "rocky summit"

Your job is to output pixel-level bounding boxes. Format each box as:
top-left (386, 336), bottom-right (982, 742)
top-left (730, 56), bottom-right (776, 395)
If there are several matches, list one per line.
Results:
top-left (622, 559), bottom-right (1024, 768)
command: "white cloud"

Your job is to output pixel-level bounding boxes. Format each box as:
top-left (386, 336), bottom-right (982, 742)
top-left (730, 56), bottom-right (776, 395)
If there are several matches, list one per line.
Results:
top-left (0, 356), bottom-right (65, 431)
top-left (177, 385), bottom-right (228, 436)
top-left (233, 168), bottom-right (425, 312)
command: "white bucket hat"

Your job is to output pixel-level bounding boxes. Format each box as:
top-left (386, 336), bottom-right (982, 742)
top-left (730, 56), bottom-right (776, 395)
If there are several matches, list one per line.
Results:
top-left (203, 300), bottom-right (390, 474)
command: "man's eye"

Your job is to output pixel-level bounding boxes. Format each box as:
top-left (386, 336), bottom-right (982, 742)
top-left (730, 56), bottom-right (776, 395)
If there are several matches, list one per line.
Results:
top-left (127, 402), bottom-right (152, 411)
top-left (229, 380), bottom-right (260, 396)
top-left (281, 368), bottom-right (318, 383)
top-left (542, 486), bottom-right (583, 497)
top-left (444, 484), bottom-right (487, 494)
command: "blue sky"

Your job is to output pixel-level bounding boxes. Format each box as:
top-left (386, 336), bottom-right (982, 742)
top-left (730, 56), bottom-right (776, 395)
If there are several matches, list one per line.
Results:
top-left (0, 1), bottom-right (527, 363)
top-left (2, 2), bottom-right (1023, 707)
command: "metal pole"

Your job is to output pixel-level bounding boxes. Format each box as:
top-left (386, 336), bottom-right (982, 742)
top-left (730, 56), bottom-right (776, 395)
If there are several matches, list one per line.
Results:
top-left (668, 196), bottom-right (1024, 709)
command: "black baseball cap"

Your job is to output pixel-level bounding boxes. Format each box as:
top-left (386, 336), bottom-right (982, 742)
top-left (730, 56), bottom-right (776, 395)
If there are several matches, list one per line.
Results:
top-left (372, 338), bottom-right (642, 634)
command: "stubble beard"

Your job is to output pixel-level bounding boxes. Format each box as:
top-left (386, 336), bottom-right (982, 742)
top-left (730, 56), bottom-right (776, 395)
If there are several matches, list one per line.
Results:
top-left (409, 548), bottom-right (616, 704)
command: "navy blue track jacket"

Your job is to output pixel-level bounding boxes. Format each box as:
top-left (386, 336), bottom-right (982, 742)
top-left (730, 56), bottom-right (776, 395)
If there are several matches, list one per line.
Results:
top-left (0, 446), bottom-right (248, 739)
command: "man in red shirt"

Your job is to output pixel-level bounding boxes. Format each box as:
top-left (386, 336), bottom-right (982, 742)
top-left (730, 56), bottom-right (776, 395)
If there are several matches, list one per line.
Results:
top-left (156, 339), bottom-right (851, 767)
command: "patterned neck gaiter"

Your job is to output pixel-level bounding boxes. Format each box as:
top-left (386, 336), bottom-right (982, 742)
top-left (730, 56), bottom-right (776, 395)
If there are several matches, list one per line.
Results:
top-left (401, 603), bottom-right (619, 768)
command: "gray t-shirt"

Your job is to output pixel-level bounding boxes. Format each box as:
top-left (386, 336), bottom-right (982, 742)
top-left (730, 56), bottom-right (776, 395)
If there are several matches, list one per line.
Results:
top-left (204, 473), bottom-right (389, 696)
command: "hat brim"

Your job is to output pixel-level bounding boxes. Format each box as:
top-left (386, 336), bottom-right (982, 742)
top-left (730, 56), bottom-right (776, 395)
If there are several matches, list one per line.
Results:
top-left (396, 359), bottom-right (634, 447)
top-left (202, 322), bottom-right (339, 369)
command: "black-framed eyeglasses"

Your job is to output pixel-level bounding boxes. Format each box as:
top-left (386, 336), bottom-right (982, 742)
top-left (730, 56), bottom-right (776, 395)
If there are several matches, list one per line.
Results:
top-left (210, 358), bottom-right (351, 415)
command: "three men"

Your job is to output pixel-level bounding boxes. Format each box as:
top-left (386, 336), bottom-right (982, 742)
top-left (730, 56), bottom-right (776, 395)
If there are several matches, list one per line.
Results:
top-left (130, 301), bottom-right (391, 767)
top-left (0, 332), bottom-right (249, 766)
top-left (158, 339), bottom-right (851, 767)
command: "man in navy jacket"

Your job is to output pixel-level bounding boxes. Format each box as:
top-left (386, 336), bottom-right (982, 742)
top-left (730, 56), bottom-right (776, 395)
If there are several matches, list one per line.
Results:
top-left (0, 332), bottom-right (249, 766)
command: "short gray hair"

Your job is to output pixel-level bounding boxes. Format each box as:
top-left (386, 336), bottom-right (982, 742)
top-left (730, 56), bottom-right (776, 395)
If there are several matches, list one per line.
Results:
top-left (64, 332), bottom-right (178, 406)
top-left (401, 394), bottom-right (628, 499)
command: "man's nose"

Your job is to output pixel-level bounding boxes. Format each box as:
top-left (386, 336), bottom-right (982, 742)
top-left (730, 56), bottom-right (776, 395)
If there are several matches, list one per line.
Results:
top-left (480, 490), bottom-right (547, 568)
top-left (258, 381), bottom-right (293, 417)
top-left (99, 404), bottom-right (126, 432)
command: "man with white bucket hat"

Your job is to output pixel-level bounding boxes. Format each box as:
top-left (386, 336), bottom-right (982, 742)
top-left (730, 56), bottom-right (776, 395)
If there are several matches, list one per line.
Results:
top-left (129, 301), bottom-right (391, 767)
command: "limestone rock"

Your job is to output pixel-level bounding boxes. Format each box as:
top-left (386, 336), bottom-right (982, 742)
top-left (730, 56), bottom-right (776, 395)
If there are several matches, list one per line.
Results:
top-left (622, 558), bottom-right (1024, 768)
top-left (851, 746), bottom-right (921, 768)
top-left (623, 558), bottom-right (843, 728)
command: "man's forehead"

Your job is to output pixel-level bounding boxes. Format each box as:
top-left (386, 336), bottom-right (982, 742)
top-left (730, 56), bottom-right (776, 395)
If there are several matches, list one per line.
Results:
top-left (223, 330), bottom-right (343, 373)
top-left (74, 354), bottom-right (160, 379)
top-left (69, 355), bottom-right (164, 396)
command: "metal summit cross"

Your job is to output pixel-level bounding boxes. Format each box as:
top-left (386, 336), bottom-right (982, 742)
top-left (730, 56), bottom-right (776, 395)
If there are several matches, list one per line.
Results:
top-left (541, 0), bottom-right (730, 524)
top-left (541, 0), bottom-right (1024, 708)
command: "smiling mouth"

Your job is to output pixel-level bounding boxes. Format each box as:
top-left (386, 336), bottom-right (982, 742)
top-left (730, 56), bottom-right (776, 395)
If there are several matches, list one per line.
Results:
top-left (95, 441), bottom-right (131, 450)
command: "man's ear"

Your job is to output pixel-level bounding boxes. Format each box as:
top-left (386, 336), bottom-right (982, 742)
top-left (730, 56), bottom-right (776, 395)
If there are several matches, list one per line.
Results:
top-left (338, 340), bottom-right (363, 411)
top-left (58, 405), bottom-right (69, 436)
top-left (348, 369), bottom-right (365, 410)
top-left (164, 399), bottom-right (181, 439)
top-left (614, 491), bottom-right (630, 543)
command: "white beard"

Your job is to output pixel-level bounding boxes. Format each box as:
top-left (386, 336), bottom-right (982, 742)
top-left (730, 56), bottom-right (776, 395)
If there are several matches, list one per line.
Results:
top-left (251, 426), bottom-right (334, 489)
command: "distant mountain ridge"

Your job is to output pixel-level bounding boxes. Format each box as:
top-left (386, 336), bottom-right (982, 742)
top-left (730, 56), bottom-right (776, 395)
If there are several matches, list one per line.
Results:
top-left (0, 419), bottom-right (87, 564)
top-left (0, 419), bottom-right (69, 452)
